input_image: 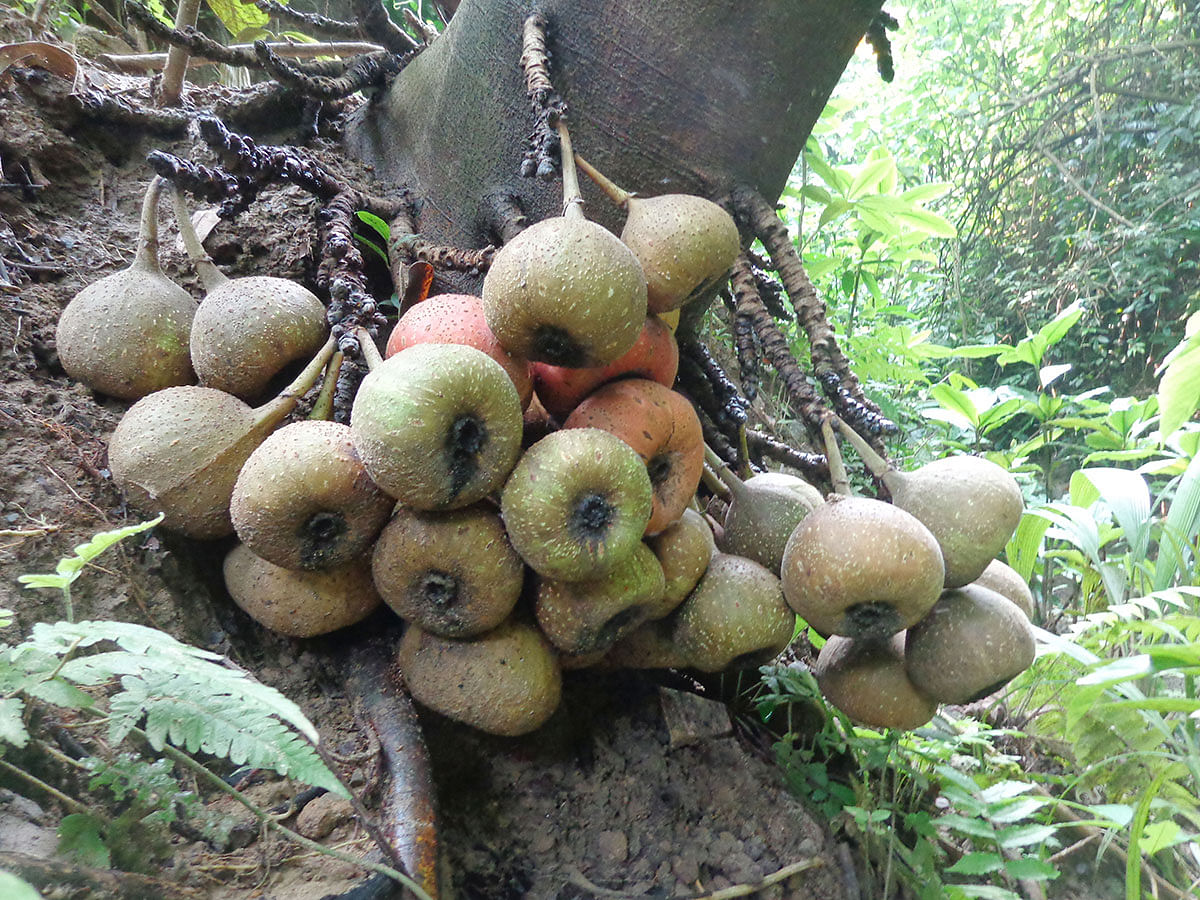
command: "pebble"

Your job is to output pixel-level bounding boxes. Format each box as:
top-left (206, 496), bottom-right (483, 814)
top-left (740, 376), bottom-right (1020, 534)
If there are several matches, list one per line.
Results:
top-left (296, 793), bottom-right (353, 840)
top-left (596, 830), bottom-right (628, 864)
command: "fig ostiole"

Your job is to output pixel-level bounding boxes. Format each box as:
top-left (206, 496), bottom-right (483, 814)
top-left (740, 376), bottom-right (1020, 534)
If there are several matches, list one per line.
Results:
top-left (398, 619), bottom-right (562, 737)
top-left (108, 335), bottom-right (336, 539)
top-left (833, 415), bottom-right (1024, 588)
top-left (482, 120), bottom-right (647, 368)
top-left (56, 176), bottom-right (198, 399)
top-left (574, 153), bottom-right (740, 314)
top-left (371, 503), bottom-right (524, 639)
top-left (230, 419), bottom-right (393, 570)
top-left (223, 542), bottom-right (382, 638)
top-left (350, 338), bottom-right (524, 510)
top-left (173, 188), bottom-right (328, 401)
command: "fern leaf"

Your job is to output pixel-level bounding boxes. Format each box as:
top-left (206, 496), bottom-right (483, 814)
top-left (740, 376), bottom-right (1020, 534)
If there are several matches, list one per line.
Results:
top-left (0, 696), bottom-right (29, 748)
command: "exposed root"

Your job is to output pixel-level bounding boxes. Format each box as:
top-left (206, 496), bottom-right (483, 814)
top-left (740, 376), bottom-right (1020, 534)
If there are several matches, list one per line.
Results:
top-left (484, 191), bottom-right (530, 245)
top-left (10, 67), bottom-right (189, 137)
top-left (519, 12), bottom-right (567, 179)
top-left (252, 42), bottom-right (409, 101)
top-left (253, 0), bottom-right (363, 40)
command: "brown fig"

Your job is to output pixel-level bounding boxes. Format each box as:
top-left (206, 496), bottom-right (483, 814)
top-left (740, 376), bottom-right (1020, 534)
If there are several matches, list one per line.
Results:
top-left (56, 177), bottom-right (197, 399)
top-left (230, 420), bottom-right (393, 570)
top-left (672, 553), bottom-right (795, 673)
top-left (350, 341), bottom-right (523, 510)
top-left (905, 584), bottom-right (1037, 705)
top-left (223, 542), bottom-right (381, 638)
top-left (108, 337), bottom-right (335, 538)
top-left (645, 508), bottom-right (714, 619)
top-left (834, 418), bottom-right (1024, 588)
top-left (371, 503), bottom-right (524, 639)
top-left (815, 634), bottom-right (938, 731)
top-left (972, 559), bottom-right (1035, 621)
top-left (172, 188), bottom-right (328, 401)
top-left (501, 428), bottom-right (653, 581)
top-left (604, 618), bottom-right (691, 670)
top-left (482, 123), bottom-right (646, 367)
top-left (398, 620), bottom-right (562, 737)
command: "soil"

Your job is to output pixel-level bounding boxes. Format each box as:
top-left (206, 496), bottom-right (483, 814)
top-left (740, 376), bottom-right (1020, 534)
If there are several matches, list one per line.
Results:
top-left (0, 24), bottom-right (854, 900)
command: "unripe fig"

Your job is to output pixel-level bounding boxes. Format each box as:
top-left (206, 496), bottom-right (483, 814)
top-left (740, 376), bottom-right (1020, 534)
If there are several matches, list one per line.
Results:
top-left (501, 428), bottom-right (653, 581)
top-left (672, 553), bottom-right (795, 673)
top-left (645, 508), bottom-right (714, 619)
top-left (604, 619), bottom-right (691, 669)
top-left (172, 188), bottom-right (327, 401)
top-left (223, 542), bottom-right (381, 638)
top-left (108, 338), bottom-right (335, 538)
top-left (781, 495), bottom-right (945, 640)
top-left (372, 503), bottom-right (524, 639)
top-left (815, 634), bottom-right (938, 731)
top-left (973, 559), bottom-right (1035, 620)
top-left (386, 292), bottom-right (534, 409)
top-left (535, 542), bottom-right (665, 655)
top-left (834, 419), bottom-right (1024, 588)
top-left (905, 584), bottom-right (1036, 705)
top-left (351, 342), bottom-right (523, 510)
top-left (398, 620), bottom-right (562, 737)
top-left (482, 123), bottom-right (647, 367)
top-left (230, 420), bottom-right (393, 570)
top-left (575, 155), bottom-right (740, 313)
top-left (56, 177), bottom-right (197, 399)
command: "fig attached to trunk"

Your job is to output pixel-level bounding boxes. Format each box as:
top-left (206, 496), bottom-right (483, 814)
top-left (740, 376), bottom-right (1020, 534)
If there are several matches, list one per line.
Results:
top-left (108, 337), bottom-right (335, 538)
top-left (230, 419), bottom-right (393, 570)
top-left (398, 619), bottom-right (562, 737)
top-left (372, 503), bottom-right (524, 639)
top-left (56, 177), bottom-right (197, 399)
top-left (501, 428), bottom-right (652, 581)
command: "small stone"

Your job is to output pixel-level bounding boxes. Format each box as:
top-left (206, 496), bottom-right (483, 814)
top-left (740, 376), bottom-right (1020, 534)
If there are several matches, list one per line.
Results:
top-left (672, 853), bottom-right (700, 885)
top-left (596, 830), bottom-right (628, 864)
top-left (745, 836), bottom-right (767, 860)
top-left (530, 829), bottom-right (555, 854)
top-left (296, 793), bottom-right (353, 840)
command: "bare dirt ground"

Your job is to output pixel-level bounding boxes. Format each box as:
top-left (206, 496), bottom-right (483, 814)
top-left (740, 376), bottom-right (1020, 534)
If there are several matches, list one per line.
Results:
top-left (0, 28), bottom-right (854, 900)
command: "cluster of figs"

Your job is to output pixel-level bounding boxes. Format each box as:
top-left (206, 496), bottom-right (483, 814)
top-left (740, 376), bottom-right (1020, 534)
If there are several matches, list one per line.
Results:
top-left (55, 141), bottom-right (1037, 738)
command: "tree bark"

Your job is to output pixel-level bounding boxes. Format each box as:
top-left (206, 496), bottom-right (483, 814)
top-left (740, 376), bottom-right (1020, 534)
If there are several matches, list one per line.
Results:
top-left (347, 0), bottom-right (882, 251)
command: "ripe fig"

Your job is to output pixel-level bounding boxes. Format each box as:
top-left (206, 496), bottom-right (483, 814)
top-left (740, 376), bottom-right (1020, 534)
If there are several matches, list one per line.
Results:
top-left (834, 418), bottom-right (1024, 588)
top-left (707, 448), bottom-right (823, 575)
top-left (672, 553), bottom-right (795, 673)
top-left (230, 420), bottom-right (393, 570)
top-left (815, 634), bottom-right (938, 731)
top-left (482, 122), bottom-right (647, 367)
top-left (398, 619), bottom-right (562, 737)
top-left (781, 495), bottom-right (945, 640)
top-left (223, 542), bottom-right (381, 638)
top-left (56, 177), bottom-right (197, 399)
top-left (575, 155), bottom-right (740, 313)
top-left (501, 428), bottom-right (653, 582)
top-left (645, 508), bottom-right (714, 619)
top-left (371, 503), bottom-right (524, 639)
top-left (564, 378), bottom-right (704, 535)
top-left (108, 337), bottom-right (335, 538)
top-left (385, 292), bottom-right (534, 409)
top-left (534, 542), bottom-right (666, 655)
top-left (172, 188), bottom-right (327, 401)
top-left (905, 584), bottom-right (1036, 705)
top-left (351, 342), bottom-right (523, 510)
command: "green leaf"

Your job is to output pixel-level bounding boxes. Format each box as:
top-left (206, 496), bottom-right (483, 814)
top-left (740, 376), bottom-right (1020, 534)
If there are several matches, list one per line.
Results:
top-left (18, 515), bottom-right (164, 592)
top-left (355, 210), bottom-right (391, 242)
top-left (1077, 468), bottom-right (1151, 560)
top-left (1002, 857), bottom-right (1060, 880)
top-left (1039, 363), bottom-right (1072, 388)
top-left (956, 888), bottom-right (1023, 900)
top-left (356, 234), bottom-right (389, 265)
top-left (937, 813), bottom-right (996, 839)
top-left (893, 207), bottom-right (958, 238)
top-left (0, 697), bottom-right (29, 748)
top-left (1077, 654), bottom-right (1152, 685)
top-left (204, 0), bottom-right (269, 37)
top-left (805, 150), bottom-right (851, 195)
top-left (24, 678), bottom-right (94, 710)
top-left (945, 851), bottom-right (1005, 875)
top-left (0, 872), bottom-right (42, 900)
top-left (929, 383), bottom-right (981, 428)
top-left (1159, 341), bottom-right (1200, 439)
top-left (1037, 302), bottom-right (1086, 351)
top-left (848, 157), bottom-right (897, 200)
top-left (58, 813), bottom-right (111, 868)
top-left (0, 608), bottom-right (13, 628)
top-left (997, 823), bottom-right (1059, 848)
top-left (1140, 821), bottom-right (1185, 855)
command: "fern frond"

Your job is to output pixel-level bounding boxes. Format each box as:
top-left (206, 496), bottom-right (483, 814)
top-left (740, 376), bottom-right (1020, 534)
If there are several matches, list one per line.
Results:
top-left (0, 696), bottom-right (29, 748)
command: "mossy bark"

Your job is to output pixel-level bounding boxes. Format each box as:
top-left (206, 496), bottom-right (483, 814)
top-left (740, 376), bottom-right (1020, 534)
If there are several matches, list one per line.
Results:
top-left (347, 0), bottom-right (883, 250)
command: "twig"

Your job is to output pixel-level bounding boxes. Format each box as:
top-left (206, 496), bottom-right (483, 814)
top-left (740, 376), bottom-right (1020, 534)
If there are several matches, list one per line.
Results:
top-left (0, 757), bottom-right (91, 815)
top-left (253, 42), bottom-right (405, 101)
top-left (519, 12), bottom-right (566, 178)
top-left (567, 857), bottom-right (823, 899)
top-left (102, 41), bottom-right (387, 73)
top-left (253, 0), bottom-right (363, 40)
top-left (1036, 142), bottom-right (1135, 228)
top-left (158, 0), bottom-right (200, 106)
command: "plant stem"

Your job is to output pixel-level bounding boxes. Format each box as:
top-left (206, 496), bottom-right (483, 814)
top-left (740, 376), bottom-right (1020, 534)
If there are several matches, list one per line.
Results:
top-left (821, 418), bottom-right (851, 496)
top-left (573, 153), bottom-right (631, 208)
top-left (830, 414), bottom-right (891, 480)
top-left (308, 351), bottom-right (344, 421)
top-left (142, 731), bottom-right (435, 900)
top-left (555, 119), bottom-right (585, 220)
top-left (132, 177), bottom-right (165, 273)
top-left (61, 582), bottom-right (73, 625)
top-left (159, 0), bottom-right (201, 107)
top-left (353, 327), bottom-right (384, 371)
top-left (170, 186), bottom-right (227, 291)
top-left (0, 757), bottom-right (91, 816)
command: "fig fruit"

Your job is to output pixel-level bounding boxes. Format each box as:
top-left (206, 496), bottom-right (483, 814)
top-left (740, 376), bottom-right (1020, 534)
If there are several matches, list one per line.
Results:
top-left (501, 428), bottom-right (653, 582)
top-left (230, 419), bottom-right (393, 570)
top-left (973, 559), bottom-right (1035, 621)
top-left (351, 342), bottom-right (523, 510)
top-left (815, 634), bottom-right (938, 731)
top-left (108, 337), bottom-right (335, 538)
top-left (56, 177), bottom-right (197, 399)
top-left (672, 553), bottom-right (795, 673)
top-left (482, 122), bottom-right (646, 367)
top-left (905, 584), bottom-right (1036, 705)
top-left (645, 508), bottom-right (714, 619)
top-left (398, 619), bottom-right (562, 737)
top-left (371, 503), bottom-right (524, 639)
top-left (223, 542), bottom-right (381, 638)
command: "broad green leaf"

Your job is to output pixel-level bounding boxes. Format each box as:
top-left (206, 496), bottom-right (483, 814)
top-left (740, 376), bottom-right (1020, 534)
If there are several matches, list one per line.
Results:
top-left (799, 184), bottom-right (832, 205)
top-left (997, 823), bottom-right (1059, 848)
top-left (1037, 302), bottom-right (1085, 350)
top-left (1102, 697), bottom-right (1200, 714)
top-left (1007, 513), bottom-right (1053, 582)
top-left (937, 813), bottom-right (997, 839)
top-left (19, 515), bottom-right (164, 592)
top-left (929, 383), bottom-right (980, 428)
top-left (945, 851), bottom-right (1005, 875)
top-left (25, 678), bottom-right (93, 710)
top-left (1140, 821), bottom-right (1185, 855)
top-left (979, 780), bottom-right (1036, 804)
top-left (1077, 654), bottom-right (1153, 685)
top-left (956, 887), bottom-right (1022, 900)
top-left (1039, 363), bottom-right (1072, 388)
top-left (355, 210), bottom-right (391, 241)
top-left (945, 343), bottom-right (1006, 359)
top-left (848, 157), bottom-right (898, 199)
top-left (1001, 857), bottom-right (1060, 880)
top-left (204, 0), bottom-right (269, 37)
top-left (0, 872), bottom-right (42, 900)
top-left (1154, 452), bottom-right (1200, 591)
top-left (818, 198), bottom-right (852, 228)
top-left (901, 182), bottom-right (954, 204)
top-left (0, 697), bottom-right (29, 748)
top-left (0, 608), bottom-right (12, 628)
top-left (58, 813), bottom-right (111, 868)
top-left (805, 151), bottom-right (851, 194)
top-left (894, 207), bottom-right (957, 238)
top-left (356, 234), bottom-right (389, 265)
top-left (1157, 341), bottom-right (1200, 438)
top-left (1077, 467), bottom-right (1151, 560)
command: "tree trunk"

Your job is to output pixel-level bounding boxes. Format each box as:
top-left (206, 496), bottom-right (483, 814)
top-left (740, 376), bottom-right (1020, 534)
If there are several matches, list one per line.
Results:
top-left (347, 0), bottom-right (883, 250)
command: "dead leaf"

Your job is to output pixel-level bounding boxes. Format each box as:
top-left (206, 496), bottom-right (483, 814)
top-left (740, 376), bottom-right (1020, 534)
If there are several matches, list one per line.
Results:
top-left (0, 42), bottom-right (78, 83)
